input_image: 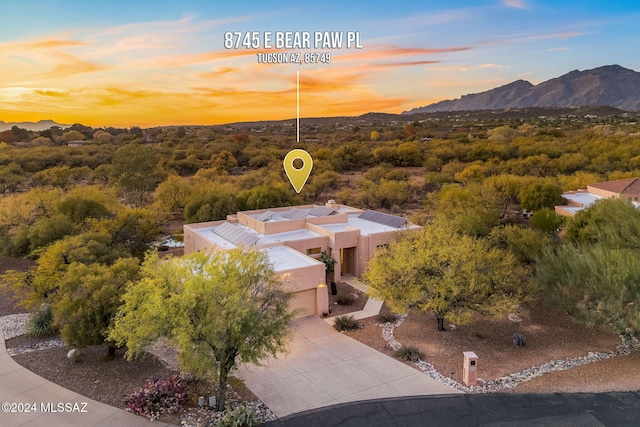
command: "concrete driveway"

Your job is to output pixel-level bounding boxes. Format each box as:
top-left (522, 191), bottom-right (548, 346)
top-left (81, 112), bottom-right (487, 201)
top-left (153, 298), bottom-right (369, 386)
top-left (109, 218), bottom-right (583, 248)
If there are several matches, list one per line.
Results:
top-left (236, 316), bottom-right (458, 417)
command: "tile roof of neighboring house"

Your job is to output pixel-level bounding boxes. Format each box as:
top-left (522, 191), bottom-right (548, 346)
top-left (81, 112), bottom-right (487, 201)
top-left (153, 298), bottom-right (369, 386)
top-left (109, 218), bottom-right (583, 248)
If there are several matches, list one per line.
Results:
top-left (588, 178), bottom-right (640, 194)
top-left (621, 178), bottom-right (640, 194)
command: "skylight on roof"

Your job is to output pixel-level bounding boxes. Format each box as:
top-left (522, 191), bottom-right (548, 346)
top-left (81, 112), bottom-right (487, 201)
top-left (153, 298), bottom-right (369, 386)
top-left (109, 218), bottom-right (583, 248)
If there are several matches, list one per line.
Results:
top-left (282, 208), bottom-right (309, 220)
top-left (213, 222), bottom-right (259, 246)
top-left (358, 210), bottom-right (407, 229)
top-left (307, 206), bottom-right (335, 217)
top-left (255, 211), bottom-right (273, 222)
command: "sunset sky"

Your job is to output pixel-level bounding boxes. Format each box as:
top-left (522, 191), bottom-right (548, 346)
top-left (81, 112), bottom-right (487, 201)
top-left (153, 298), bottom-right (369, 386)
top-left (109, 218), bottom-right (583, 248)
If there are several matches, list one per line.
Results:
top-left (2, 0), bottom-right (639, 127)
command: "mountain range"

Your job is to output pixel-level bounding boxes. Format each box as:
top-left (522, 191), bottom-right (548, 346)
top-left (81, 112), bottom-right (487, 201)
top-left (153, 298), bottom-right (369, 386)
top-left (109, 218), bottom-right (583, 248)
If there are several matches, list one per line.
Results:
top-left (403, 65), bottom-right (640, 114)
top-left (0, 120), bottom-right (69, 132)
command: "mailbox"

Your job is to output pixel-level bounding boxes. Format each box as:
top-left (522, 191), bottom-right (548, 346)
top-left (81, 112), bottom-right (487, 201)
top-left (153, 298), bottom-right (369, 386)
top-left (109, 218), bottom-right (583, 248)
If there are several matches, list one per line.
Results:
top-left (463, 351), bottom-right (478, 387)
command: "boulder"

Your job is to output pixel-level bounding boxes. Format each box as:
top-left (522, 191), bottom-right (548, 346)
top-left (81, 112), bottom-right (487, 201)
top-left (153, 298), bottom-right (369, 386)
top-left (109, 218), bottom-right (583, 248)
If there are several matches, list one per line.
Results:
top-left (67, 348), bottom-right (81, 363)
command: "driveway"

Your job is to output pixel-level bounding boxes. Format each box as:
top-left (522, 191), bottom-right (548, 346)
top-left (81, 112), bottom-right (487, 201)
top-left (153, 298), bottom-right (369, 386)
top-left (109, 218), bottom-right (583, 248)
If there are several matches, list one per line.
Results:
top-left (236, 316), bottom-right (458, 417)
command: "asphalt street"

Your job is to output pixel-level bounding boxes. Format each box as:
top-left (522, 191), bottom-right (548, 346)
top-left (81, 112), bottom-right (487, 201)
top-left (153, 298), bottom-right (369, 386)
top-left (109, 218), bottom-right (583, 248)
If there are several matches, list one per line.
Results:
top-left (262, 392), bottom-right (640, 427)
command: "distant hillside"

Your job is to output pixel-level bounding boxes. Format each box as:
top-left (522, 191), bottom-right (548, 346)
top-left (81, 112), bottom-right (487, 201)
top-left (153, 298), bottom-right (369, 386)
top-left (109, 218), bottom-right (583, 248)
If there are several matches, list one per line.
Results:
top-left (404, 65), bottom-right (640, 114)
top-left (0, 120), bottom-right (69, 132)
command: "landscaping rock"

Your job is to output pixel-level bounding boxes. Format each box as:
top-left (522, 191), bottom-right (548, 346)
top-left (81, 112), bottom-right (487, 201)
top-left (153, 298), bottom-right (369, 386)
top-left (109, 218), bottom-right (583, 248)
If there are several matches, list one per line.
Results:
top-left (67, 348), bottom-right (82, 363)
top-left (380, 312), bottom-right (640, 395)
top-left (0, 313), bottom-right (30, 339)
top-left (508, 313), bottom-right (523, 322)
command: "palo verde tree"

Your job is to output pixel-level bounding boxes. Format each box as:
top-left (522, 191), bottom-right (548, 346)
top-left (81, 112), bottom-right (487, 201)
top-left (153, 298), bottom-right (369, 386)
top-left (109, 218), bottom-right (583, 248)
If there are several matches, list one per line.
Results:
top-left (365, 220), bottom-right (529, 331)
top-left (109, 249), bottom-right (294, 411)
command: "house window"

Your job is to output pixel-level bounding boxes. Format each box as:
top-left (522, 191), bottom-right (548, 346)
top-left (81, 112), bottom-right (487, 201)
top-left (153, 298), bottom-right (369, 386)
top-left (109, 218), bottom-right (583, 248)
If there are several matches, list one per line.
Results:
top-left (306, 247), bottom-right (321, 255)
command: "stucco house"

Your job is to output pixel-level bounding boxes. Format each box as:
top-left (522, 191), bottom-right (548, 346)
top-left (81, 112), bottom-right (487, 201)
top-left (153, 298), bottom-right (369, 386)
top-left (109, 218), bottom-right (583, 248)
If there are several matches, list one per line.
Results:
top-left (555, 177), bottom-right (640, 217)
top-left (183, 201), bottom-right (418, 318)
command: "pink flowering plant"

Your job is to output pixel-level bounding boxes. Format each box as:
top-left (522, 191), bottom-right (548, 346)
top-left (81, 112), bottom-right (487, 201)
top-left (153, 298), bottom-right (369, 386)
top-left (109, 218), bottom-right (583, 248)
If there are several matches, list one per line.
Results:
top-left (124, 375), bottom-right (189, 421)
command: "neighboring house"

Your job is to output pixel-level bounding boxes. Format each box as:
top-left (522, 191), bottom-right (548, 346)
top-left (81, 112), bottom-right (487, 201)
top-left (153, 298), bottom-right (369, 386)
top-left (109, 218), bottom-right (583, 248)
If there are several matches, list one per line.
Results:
top-left (555, 177), bottom-right (640, 217)
top-left (184, 201), bottom-right (418, 318)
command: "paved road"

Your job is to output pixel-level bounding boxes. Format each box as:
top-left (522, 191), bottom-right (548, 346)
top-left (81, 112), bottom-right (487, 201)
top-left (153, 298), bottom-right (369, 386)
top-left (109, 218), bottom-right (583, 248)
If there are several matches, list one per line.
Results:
top-left (262, 392), bottom-right (640, 427)
top-left (0, 319), bottom-right (172, 427)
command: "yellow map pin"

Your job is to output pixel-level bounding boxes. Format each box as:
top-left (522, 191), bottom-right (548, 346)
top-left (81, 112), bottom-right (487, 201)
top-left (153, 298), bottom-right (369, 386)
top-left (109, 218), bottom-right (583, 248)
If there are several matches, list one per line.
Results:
top-left (283, 149), bottom-right (313, 193)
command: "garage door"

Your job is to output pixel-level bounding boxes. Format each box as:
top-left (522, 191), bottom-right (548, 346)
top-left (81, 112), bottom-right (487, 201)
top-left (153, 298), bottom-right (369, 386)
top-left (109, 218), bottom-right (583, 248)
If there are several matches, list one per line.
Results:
top-left (290, 289), bottom-right (316, 319)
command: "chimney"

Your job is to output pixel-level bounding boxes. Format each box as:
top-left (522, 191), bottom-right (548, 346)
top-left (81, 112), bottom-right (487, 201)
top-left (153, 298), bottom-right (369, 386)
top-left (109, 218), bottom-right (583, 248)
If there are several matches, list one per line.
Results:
top-left (326, 200), bottom-right (338, 210)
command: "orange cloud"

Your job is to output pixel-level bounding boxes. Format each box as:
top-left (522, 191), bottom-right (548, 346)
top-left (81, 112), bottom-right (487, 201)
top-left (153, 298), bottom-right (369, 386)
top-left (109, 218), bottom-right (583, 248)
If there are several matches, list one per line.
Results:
top-left (367, 60), bottom-right (440, 69)
top-left (0, 39), bottom-right (87, 51)
top-left (336, 45), bottom-right (470, 62)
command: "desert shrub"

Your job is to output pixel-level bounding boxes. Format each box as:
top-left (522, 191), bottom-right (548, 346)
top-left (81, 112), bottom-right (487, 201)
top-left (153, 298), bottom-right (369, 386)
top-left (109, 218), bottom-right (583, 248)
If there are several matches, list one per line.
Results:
top-left (336, 293), bottom-right (354, 306)
top-left (376, 312), bottom-right (398, 323)
top-left (124, 375), bottom-right (188, 421)
top-left (216, 404), bottom-right (259, 427)
top-left (333, 315), bottom-right (359, 332)
top-left (394, 346), bottom-right (424, 362)
top-left (26, 304), bottom-right (57, 338)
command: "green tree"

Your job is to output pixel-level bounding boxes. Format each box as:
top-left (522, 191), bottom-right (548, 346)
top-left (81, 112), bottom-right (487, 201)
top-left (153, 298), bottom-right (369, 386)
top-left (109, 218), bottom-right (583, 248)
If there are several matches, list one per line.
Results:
top-left (303, 170), bottom-right (339, 202)
top-left (365, 221), bottom-right (528, 331)
top-left (89, 209), bottom-right (163, 258)
top-left (109, 249), bottom-right (294, 411)
top-left (53, 258), bottom-right (140, 357)
top-left (209, 150), bottom-right (238, 173)
top-left (565, 198), bottom-right (640, 247)
top-left (184, 184), bottom-right (238, 223)
top-left (26, 214), bottom-right (74, 255)
top-left (396, 142), bottom-right (422, 166)
top-left (488, 125), bottom-right (519, 144)
top-left (2, 232), bottom-right (125, 309)
top-left (426, 184), bottom-right (499, 236)
top-left (236, 184), bottom-right (300, 211)
top-left (61, 130), bottom-right (85, 142)
top-left (92, 130), bottom-right (113, 143)
top-left (0, 162), bottom-right (26, 194)
top-left (537, 198), bottom-right (640, 332)
top-left (537, 244), bottom-right (640, 332)
top-left (488, 224), bottom-right (550, 264)
top-left (530, 208), bottom-right (564, 234)
top-left (57, 194), bottom-right (111, 224)
top-left (519, 183), bottom-right (564, 211)
top-left (110, 143), bottom-right (161, 207)
top-left (32, 165), bottom-right (91, 189)
top-left (154, 175), bottom-right (196, 215)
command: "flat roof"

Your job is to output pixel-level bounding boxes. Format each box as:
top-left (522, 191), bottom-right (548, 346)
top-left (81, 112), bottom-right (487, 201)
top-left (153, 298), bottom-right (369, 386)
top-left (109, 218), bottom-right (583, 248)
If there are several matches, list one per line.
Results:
top-left (562, 191), bottom-right (602, 209)
top-left (263, 246), bottom-right (323, 271)
top-left (255, 228), bottom-right (322, 245)
top-left (316, 214), bottom-right (417, 235)
top-left (192, 222), bottom-right (323, 249)
top-left (190, 225), bottom-right (238, 249)
top-left (249, 205), bottom-right (338, 223)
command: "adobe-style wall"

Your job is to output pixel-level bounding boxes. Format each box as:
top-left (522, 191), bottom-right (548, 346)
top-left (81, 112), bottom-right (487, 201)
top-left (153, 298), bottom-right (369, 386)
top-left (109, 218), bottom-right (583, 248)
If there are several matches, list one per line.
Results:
top-left (184, 221), bottom-right (227, 253)
top-left (284, 236), bottom-right (330, 256)
top-left (620, 193), bottom-right (640, 202)
top-left (555, 206), bottom-right (576, 217)
top-left (305, 213), bottom-right (349, 225)
top-left (355, 229), bottom-right (408, 277)
top-left (587, 186), bottom-right (618, 199)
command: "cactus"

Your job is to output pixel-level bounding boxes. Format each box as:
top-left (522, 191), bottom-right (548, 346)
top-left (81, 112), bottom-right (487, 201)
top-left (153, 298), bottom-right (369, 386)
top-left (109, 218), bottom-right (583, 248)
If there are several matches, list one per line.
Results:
top-left (513, 333), bottom-right (526, 347)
